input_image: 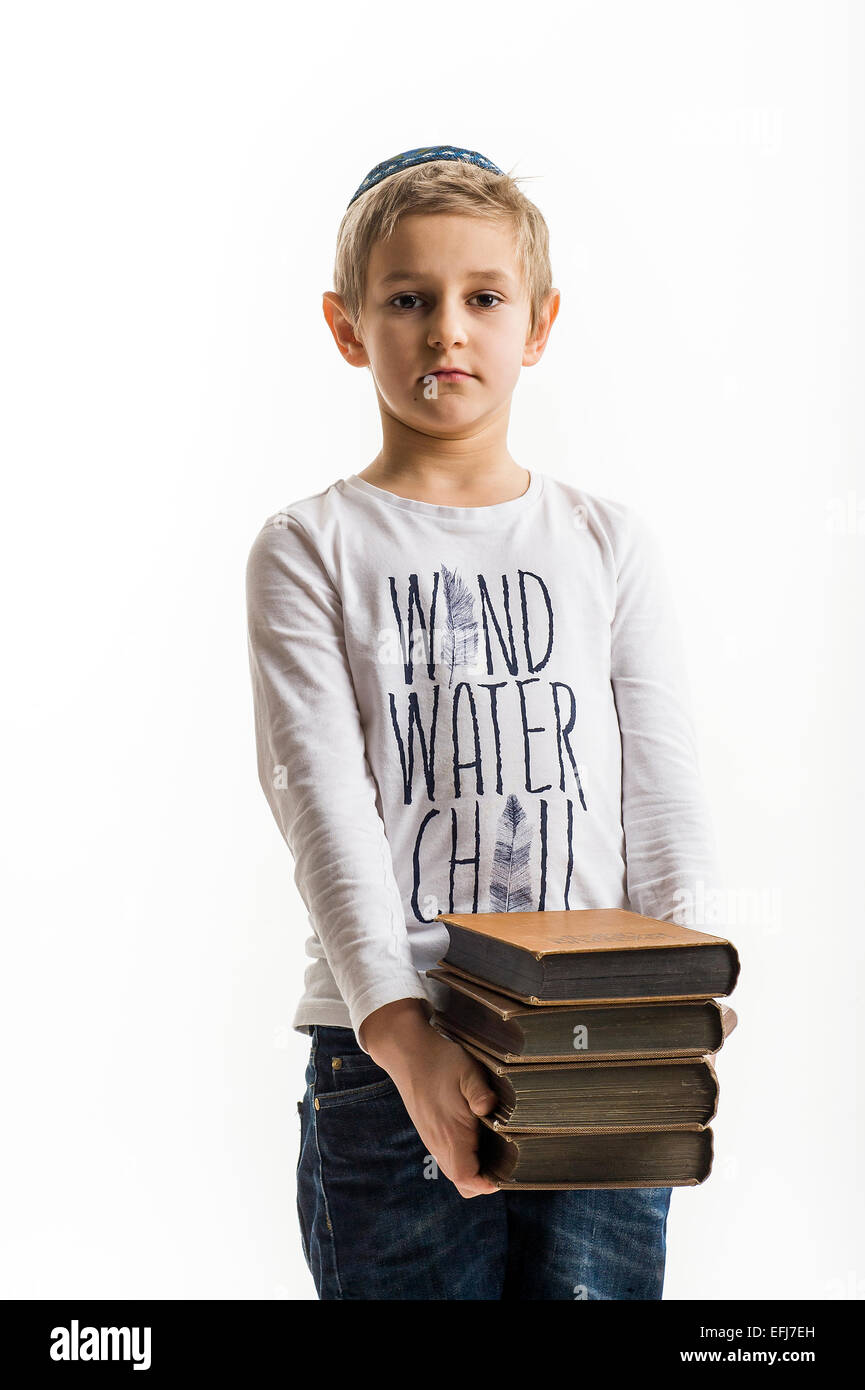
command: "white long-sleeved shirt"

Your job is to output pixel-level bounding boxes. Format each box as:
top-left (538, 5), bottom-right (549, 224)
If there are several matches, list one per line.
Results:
top-left (245, 469), bottom-right (723, 1052)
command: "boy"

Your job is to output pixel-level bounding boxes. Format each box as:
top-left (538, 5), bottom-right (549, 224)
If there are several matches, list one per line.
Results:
top-left (246, 146), bottom-right (723, 1300)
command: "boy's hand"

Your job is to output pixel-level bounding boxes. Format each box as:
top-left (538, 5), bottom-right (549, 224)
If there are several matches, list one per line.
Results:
top-left (361, 999), bottom-right (501, 1199)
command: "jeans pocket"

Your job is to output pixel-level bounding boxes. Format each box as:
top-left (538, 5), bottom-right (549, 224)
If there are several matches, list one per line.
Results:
top-left (313, 1070), bottom-right (399, 1108)
top-left (313, 1037), bottom-right (400, 1107)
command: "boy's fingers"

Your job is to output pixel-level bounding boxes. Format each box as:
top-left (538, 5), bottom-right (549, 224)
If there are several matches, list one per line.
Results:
top-left (452, 1166), bottom-right (498, 1197)
top-left (462, 1064), bottom-right (498, 1116)
top-left (467, 1089), bottom-right (497, 1116)
top-left (455, 1175), bottom-right (500, 1198)
top-left (447, 1124), bottom-right (500, 1197)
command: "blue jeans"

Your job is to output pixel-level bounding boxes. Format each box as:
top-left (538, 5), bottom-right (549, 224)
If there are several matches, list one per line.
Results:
top-left (296, 1024), bottom-right (673, 1300)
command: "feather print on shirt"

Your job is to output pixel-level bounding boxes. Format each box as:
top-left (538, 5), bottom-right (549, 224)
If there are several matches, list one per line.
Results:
top-left (488, 793), bottom-right (534, 912)
top-left (439, 563), bottom-right (479, 689)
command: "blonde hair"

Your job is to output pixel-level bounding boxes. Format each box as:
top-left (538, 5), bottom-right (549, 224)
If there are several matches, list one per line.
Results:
top-left (332, 158), bottom-right (553, 339)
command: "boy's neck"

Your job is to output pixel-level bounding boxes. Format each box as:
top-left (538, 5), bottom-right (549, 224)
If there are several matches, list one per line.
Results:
top-left (358, 414), bottom-right (530, 508)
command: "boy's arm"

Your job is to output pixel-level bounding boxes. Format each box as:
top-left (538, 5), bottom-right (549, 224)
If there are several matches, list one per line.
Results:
top-left (610, 509), bottom-right (725, 925)
top-left (246, 513), bottom-right (499, 1195)
top-left (245, 513), bottom-right (430, 1052)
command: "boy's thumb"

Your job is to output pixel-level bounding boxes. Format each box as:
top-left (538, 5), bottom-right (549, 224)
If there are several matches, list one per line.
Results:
top-left (465, 1073), bottom-right (497, 1116)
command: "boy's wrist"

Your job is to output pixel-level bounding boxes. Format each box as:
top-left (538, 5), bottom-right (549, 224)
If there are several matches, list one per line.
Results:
top-left (361, 997), bottom-right (432, 1067)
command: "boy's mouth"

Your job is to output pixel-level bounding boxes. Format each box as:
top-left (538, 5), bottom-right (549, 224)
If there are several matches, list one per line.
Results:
top-left (423, 369), bottom-right (474, 381)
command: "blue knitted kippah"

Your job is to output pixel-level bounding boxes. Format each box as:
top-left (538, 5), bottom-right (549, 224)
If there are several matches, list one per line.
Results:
top-left (347, 145), bottom-right (505, 208)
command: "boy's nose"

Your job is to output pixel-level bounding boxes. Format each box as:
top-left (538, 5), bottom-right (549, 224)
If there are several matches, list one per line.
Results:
top-left (427, 318), bottom-right (467, 349)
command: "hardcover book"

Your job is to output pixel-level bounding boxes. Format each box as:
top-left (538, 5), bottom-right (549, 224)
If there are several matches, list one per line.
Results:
top-left (477, 1118), bottom-right (714, 1188)
top-left (431, 1024), bottom-right (719, 1131)
top-left (426, 964), bottom-right (738, 1062)
top-left (435, 907), bottom-right (740, 1003)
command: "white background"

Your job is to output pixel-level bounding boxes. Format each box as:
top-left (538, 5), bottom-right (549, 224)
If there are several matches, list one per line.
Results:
top-left (1, 0), bottom-right (862, 1300)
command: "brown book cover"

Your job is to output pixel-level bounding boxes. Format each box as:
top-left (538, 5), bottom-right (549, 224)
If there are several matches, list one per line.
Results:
top-left (435, 907), bottom-right (740, 1003)
top-left (477, 1116), bottom-right (714, 1189)
top-left (431, 1023), bottom-right (720, 1132)
top-left (426, 964), bottom-right (737, 1062)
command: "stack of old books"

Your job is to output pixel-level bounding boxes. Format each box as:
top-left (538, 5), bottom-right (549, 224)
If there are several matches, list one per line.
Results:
top-left (427, 908), bottom-right (740, 1191)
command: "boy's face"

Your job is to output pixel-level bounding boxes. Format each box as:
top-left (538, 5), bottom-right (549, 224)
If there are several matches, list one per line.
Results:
top-left (331, 213), bottom-right (555, 438)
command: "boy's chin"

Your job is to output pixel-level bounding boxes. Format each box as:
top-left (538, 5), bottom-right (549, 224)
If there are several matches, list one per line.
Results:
top-left (400, 405), bottom-right (490, 436)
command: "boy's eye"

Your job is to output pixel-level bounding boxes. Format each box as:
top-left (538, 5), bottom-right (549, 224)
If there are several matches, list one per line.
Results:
top-left (389, 293), bottom-right (503, 311)
top-left (470, 293), bottom-right (503, 309)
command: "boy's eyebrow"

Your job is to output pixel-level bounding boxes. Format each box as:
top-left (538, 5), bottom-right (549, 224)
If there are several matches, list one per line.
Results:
top-left (377, 267), bottom-right (515, 286)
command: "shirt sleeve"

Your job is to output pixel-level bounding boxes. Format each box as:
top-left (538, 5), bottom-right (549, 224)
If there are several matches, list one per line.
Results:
top-left (610, 508), bottom-right (725, 927)
top-left (245, 512), bottom-right (432, 1052)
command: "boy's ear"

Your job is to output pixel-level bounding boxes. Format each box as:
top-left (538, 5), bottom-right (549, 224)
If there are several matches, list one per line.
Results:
top-left (522, 288), bottom-right (561, 368)
top-left (322, 291), bottom-right (370, 369)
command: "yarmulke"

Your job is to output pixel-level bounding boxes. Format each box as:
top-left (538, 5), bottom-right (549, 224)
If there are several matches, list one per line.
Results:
top-left (348, 145), bottom-right (505, 208)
